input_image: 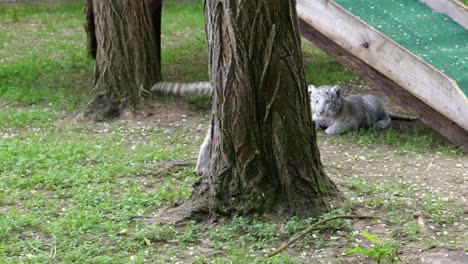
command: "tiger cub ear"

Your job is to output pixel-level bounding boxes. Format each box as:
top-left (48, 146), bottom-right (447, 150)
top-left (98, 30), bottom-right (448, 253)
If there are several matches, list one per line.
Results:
top-left (308, 84), bottom-right (318, 95)
top-left (331, 85), bottom-right (342, 97)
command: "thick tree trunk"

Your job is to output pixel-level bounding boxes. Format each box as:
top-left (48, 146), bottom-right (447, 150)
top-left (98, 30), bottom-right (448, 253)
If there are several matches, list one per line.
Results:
top-left (84, 0), bottom-right (96, 59)
top-left (84, 0), bottom-right (162, 121)
top-left (159, 0), bottom-right (340, 222)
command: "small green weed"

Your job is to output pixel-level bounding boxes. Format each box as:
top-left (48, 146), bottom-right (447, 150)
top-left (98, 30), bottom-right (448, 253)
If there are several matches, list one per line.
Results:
top-left (344, 231), bottom-right (399, 263)
top-left (247, 220), bottom-right (278, 250)
top-left (278, 216), bottom-right (322, 247)
top-left (281, 216), bottom-right (313, 235)
top-left (178, 221), bottom-right (203, 246)
top-left (401, 221), bottom-right (421, 241)
top-left (346, 179), bottom-right (377, 195)
top-left (207, 216), bottom-right (280, 251)
top-left (136, 224), bottom-right (177, 243)
top-left (420, 195), bottom-right (461, 225)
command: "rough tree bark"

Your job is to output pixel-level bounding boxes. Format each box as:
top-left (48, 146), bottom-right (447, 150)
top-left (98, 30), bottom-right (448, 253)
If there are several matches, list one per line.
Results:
top-left (84, 0), bottom-right (96, 59)
top-left (83, 0), bottom-right (162, 121)
top-left (159, 0), bottom-right (340, 222)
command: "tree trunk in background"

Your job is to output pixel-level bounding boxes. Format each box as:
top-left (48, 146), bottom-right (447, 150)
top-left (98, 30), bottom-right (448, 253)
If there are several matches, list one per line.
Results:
top-left (84, 0), bottom-right (162, 121)
top-left (84, 0), bottom-right (96, 59)
top-left (161, 0), bottom-right (340, 222)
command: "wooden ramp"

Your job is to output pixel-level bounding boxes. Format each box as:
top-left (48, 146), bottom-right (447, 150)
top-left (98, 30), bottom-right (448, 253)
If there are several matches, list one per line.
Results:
top-left (297, 0), bottom-right (468, 151)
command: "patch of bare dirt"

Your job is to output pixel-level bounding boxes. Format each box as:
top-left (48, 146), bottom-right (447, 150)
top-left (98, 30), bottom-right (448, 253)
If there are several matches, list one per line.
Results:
top-left (119, 98), bottom-right (209, 128)
top-left (314, 139), bottom-right (467, 262)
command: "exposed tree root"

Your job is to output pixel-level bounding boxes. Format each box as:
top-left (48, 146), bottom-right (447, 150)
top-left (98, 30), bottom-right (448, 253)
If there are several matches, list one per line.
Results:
top-left (267, 215), bottom-right (376, 258)
top-left (153, 199), bottom-right (210, 225)
top-left (83, 95), bottom-right (122, 122)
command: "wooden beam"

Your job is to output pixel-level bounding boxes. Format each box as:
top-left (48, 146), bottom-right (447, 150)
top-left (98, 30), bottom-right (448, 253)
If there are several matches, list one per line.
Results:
top-left (418, 0), bottom-right (468, 29)
top-left (298, 18), bottom-right (468, 151)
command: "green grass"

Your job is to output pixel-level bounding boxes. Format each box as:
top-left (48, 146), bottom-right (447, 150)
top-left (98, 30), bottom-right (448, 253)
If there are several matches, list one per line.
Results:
top-left (0, 122), bottom-right (201, 262)
top-left (344, 231), bottom-right (399, 263)
top-left (302, 44), bottom-right (358, 85)
top-left (0, 2), bottom-right (93, 110)
top-left (0, 0), bottom-right (466, 262)
top-left (161, 1), bottom-right (208, 82)
top-left (324, 126), bottom-right (464, 155)
top-left (0, 107), bottom-right (58, 128)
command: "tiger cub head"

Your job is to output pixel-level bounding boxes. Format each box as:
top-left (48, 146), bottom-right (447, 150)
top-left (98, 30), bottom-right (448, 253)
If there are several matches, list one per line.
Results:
top-left (309, 85), bottom-right (342, 119)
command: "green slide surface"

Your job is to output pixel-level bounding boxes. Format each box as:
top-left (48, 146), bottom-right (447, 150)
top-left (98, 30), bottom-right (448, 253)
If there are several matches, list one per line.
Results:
top-left (335, 0), bottom-right (468, 97)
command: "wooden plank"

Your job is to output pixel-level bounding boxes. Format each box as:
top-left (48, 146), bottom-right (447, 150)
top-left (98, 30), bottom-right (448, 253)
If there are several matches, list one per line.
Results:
top-left (296, 0), bottom-right (468, 132)
top-left (418, 0), bottom-right (468, 29)
top-left (298, 18), bottom-right (468, 151)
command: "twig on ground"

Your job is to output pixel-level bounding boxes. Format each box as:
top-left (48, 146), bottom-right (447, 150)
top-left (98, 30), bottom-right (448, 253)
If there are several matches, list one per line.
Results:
top-left (267, 215), bottom-right (376, 258)
top-left (160, 159), bottom-right (196, 167)
top-left (150, 159), bottom-right (197, 176)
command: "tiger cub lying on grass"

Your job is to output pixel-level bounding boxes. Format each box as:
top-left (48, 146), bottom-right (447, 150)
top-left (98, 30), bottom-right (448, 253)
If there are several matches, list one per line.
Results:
top-left (309, 84), bottom-right (417, 135)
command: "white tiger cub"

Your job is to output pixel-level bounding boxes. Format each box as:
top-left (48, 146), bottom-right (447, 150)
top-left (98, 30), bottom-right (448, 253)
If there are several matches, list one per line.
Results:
top-left (195, 125), bottom-right (211, 176)
top-left (308, 84), bottom-right (416, 135)
top-left (152, 82), bottom-right (212, 176)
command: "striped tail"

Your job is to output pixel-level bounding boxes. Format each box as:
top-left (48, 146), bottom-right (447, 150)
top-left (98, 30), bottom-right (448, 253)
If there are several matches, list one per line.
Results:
top-left (151, 81), bottom-right (212, 95)
top-left (389, 113), bottom-right (418, 122)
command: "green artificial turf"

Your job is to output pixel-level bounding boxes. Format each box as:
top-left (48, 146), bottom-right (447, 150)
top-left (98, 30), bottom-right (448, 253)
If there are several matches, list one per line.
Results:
top-left (335, 0), bottom-right (468, 96)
